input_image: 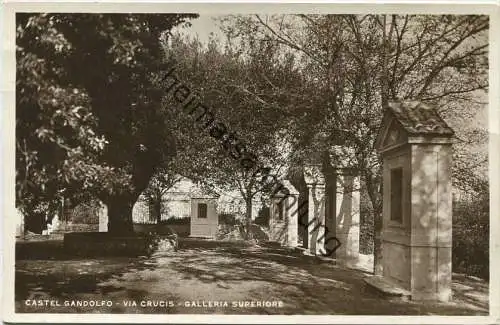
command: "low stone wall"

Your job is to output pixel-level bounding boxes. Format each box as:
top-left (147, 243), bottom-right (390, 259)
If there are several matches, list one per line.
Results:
top-left (64, 232), bottom-right (151, 257)
top-left (133, 223), bottom-right (190, 237)
top-left (57, 223), bottom-right (98, 233)
top-left (16, 240), bottom-right (66, 259)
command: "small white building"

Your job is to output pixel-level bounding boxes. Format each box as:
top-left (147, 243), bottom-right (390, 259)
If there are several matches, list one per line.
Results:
top-left (190, 196), bottom-right (218, 238)
top-left (132, 177), bottom-right (262, 224)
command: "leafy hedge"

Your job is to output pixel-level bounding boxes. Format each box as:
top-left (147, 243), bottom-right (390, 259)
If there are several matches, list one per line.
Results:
top-left (159, 216), bottom-right (190, 225)
top-left (218, 213), bottom-right (238, 226)
top-left (452, 193), bottom-right (489, 280)
top-left (359, 188), bottom-right (374, 255)
top-left (360, 214), bottom-right (374, 255)
top-left (69, 200), bottom-right (102, 224)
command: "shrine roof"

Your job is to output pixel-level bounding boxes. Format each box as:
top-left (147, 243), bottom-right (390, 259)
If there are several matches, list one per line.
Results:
top-left (386, 101), bottom-right (454, 136)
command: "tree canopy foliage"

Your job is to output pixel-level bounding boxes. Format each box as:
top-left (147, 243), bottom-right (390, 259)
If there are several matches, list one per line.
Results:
top-left (16, 13), bottom-right (488, 253)
top-left (159, 34), bottom-right (304, 225)
top-left (215, 14), bottom-right (488, 270)
top-left (16, 13), bottom-right (198, 233)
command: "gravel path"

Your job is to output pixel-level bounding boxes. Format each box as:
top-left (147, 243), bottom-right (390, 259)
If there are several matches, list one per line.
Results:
top-left (15, 244), bottom-right (489, 315)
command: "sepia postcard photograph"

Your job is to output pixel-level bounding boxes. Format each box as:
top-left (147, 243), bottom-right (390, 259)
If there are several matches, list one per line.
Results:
top-left (2, 1), bottom-right (499, 324)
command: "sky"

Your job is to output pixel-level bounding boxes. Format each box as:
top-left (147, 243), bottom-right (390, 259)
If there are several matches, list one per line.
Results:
top-left (174, 15), bottom-right (225, 46)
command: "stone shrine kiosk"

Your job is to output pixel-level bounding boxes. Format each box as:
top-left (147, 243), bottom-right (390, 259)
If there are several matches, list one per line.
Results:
top-left (370, 100), bottom-right (454, 302)
top-left (269, 180), bottom-right (299, 247)
top-left (190, 196), bottom-right (218, 238)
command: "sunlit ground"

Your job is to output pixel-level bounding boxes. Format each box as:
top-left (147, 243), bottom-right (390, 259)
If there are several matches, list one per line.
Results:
top-left (15, 240), bottom-right (488, 315)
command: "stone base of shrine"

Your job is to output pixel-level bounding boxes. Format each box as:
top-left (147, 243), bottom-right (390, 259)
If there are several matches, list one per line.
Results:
top-left (366, 274), bottom-right (451, 302)
top-left (364, 275), bottom-right (411, 301)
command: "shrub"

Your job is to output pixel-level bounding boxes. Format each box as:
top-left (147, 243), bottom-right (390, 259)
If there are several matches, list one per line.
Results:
top-left (69, 199), bottom-right (102, 224)
top-left (359, 212), bottom-right (374, 255)
top-left (359, 188), bottom-right (374, 255)
top-left (218, 213), bottom-right (237, 225)
top-left (144, 230), bottom-right (178, 255)
top-left (216, 223), bottom-right (269, 242)
top-left (452, 193), bottom-right (489, 280)
top-left (159, 216), bottom-right (190, 225)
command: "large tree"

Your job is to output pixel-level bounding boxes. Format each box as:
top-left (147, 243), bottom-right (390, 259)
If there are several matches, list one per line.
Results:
top-left (158, 34), bottom-right (304, 231)
top-left (219, 14), bottom-right (489, 271)
top-left (16, 13), bottom-right (198, 233)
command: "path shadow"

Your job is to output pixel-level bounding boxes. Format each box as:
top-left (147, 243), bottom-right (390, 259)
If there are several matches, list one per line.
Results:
top-left (166, 246), bottom-right (488, 315)
top-left (15, 256), bottom-right (158, 303)
top-left (451, 273), bottom-right (489, 311)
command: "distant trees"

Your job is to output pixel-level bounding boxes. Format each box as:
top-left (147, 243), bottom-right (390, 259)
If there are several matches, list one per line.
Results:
top-left (160, 35), bottom-right (303, 231)
top-left (153, 14), bottom-right (488, 247)
top-left (141, 169), bottom-right (182, 224)
top-left (452, 184), bottom-right (489, 279)
top-left (217, 14), bottom-right (489, 271)
top-left (16, 13), bottom-right (198, 233)
top-left (17, 12), bottom-right (488, 259)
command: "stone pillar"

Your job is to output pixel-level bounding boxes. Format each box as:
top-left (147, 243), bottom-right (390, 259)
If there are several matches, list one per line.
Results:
top-left (98, 202), bottom-right (109, 232)
top-left (334, 169), bottom-right (360, 266)
top-left (16, 208), bottom-right (25, 238)
top-left (269, 180), bottom-right (299, 247)
top-left (47, 213), bottom-right (61, 235)
top-left (269, 196), bottom-right (285, 243)
top-left (304, 165), bottom-right (326, 255)
top-left (324, 168), bottom-right (336, 253)
top-left (284, 183), bottom-right (299, 247)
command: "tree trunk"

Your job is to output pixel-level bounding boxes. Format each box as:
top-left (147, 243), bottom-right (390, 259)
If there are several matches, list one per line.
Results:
top-left (365, 170), bottom-right (383, 275)
top-left (374, 15), bottom-right (389, 275)
top-left (106, 195), bottom-right (135, 235)
top-left (25, 211), bottom-right (46, 234)
top-left (321, 151), bottom-right (337, 256)
top-left (154, 198), bottom-right (162, 224)
top-left (245, 197), bottom-right (253, 240)
top-left (373, 209), bottom-right (383, 275)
